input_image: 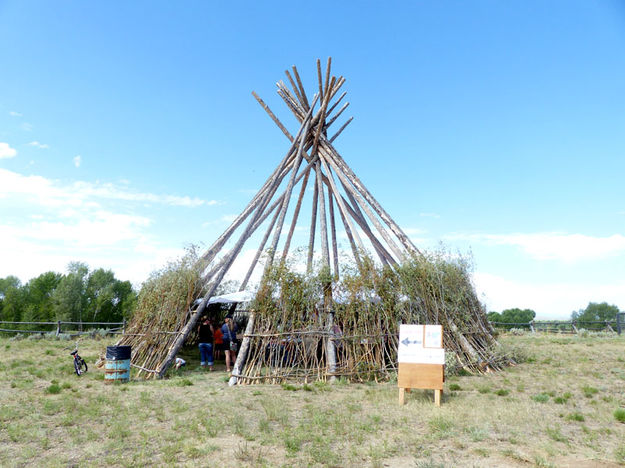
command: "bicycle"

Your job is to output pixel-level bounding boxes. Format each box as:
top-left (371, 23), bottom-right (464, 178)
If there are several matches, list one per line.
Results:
top-left (70, 343), bottom-right (88, 376)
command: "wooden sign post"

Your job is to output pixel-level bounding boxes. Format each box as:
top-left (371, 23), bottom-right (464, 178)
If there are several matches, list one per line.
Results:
top-left (397, 324), bottom-right (445, 406)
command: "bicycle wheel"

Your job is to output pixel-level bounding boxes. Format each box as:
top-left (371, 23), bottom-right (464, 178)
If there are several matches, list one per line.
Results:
top-left (74, 359), bottom-right (83, 376)
top-left (80, 358), bottom-right (88, 374)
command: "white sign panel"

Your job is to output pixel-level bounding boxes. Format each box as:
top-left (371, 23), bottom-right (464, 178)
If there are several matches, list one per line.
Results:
top-left (398, 324), bottom-right (445, 364)
top-left (424, 325), bottom-right (443, 348)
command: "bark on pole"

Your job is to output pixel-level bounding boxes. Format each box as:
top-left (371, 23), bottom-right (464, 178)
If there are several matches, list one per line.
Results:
top-left (239, 205), bottom-right (281, 291)
top-left (331, 170), bottom-right (362, 271)
top-left (326, 102), bottom-right (349, 129)
top-left (291, 65), bottom-right (310, 109)
top-left (324, 152), bottom-right (404, 262)
top-left (199, 147), bottom-right (295, 268)
top-left (285, 70), bottom-right (305, 109)
top-left (321, 139), bottom-right (420, 255)
top-left (315, 161), bottom-right (330, 270)
top-left (338, 191), bottom-right (394, 267)
top-left (266, 119), bottom-right (312, 267)
top-left (332, 173), bottom-right (394, 264)
top-left (326, 91), bottom-right (347, 118)
top-left (275, 80), bottom-right (413, 261)
top-left (306, 169), bottom-right (319, 273)
top-left (273, 79), bottom-right (410, 267)
top-left (328, 191), bottom-right (340, 279)
top-left (281, 168), bottom-right (312, 263)
top-left (316, 59), bottom-right (324, 100)
top-left (329, 117), bottom-right (353, 143)
top-left (318, 156), bottom-right (365, 256)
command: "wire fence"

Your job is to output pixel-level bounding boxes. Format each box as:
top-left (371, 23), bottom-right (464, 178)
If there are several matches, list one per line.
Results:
top-left (1, 313), bottom-right (623, 338)
top-left (490, 313), bottom-right (625, 335)
top-left (0, 320), bottom-right (126, 337)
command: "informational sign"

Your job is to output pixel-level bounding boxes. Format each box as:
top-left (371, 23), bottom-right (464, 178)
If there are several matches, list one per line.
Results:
top-left (398, 324), bottom-right (444, 364)
top-left (397, 324), bottom-right (446, 406)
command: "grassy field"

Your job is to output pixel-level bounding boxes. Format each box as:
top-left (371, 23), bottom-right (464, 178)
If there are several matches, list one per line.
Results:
top-left (1, 333), bottom-right (624, 467)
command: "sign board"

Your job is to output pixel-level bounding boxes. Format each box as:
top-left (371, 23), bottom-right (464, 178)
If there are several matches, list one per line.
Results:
top-left (398, 324), bottom-right (444, 364)
top-left (397, 324), bottom-right (445, 406)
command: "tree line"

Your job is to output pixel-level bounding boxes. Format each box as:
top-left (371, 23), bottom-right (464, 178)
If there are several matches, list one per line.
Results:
top-left (488, 303), bottom-right (622, 329)
top-left (1, 263), bottom-right (621, 331)
top-left (0, 262), bottom-right (137, 326)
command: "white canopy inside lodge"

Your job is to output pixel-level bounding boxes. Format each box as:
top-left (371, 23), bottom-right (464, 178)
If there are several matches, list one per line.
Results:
top-left (207, 290), bottom-right (255, 305)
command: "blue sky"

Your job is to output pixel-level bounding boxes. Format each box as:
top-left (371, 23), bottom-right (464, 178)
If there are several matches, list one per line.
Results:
top-left (1, 1), bottom-right (624, 319)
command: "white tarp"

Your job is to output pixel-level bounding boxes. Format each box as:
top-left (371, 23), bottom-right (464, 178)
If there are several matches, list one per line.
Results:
top-left (207, 290), bottom-right (255, 304)
top-left (332, 289), bottom-right (382, 305)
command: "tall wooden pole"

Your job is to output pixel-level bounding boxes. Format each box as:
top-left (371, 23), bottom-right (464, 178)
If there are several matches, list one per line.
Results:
top-left (281, 167), bottom-right (312, 262)
top-left (239, 204), bottom-right (281, 290)
top-left (266, 119), bottom-right (312, 267)
top-left (328, 191), bottom-right (340, 279)
top-left (306, 171), bottom-right (319, 273)
top-left (322, 140), bottom-right (420, 255)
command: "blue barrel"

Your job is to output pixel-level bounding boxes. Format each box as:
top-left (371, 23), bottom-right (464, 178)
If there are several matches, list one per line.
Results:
top-left (105, 346), bottom-right (131, 383)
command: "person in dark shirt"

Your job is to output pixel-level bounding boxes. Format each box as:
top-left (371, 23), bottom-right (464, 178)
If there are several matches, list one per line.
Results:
top-left (197, 316), bottom-right (214, 370)
top-left (221, 314), bottom-right (238, 373)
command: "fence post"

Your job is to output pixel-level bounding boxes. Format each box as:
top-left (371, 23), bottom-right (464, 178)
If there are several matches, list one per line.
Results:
top-left (123, 318), bottom-right (126, 334)
top-left (617, 313), bottom-right (623, 335)
top-left (529, 320), bottom-right (535, 333)
top-left (56, 321), bottom-right (62, 337)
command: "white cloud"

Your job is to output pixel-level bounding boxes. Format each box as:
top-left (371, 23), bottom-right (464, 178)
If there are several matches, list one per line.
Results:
top-left (202, 214), bottom-right (238, 228)
top-left (0, 168), bottom-right (217, 286)
top-left (70, 180), bottom-right (214, 207)
top-left (0, 167), bottom-right (222, 284)
top-left (448, 232), bottom-right (625, 262)
top-left (21, 122), bottom-right (33, 131)
top-left (0, 221), bottom-right (183, 286)
top-left (473, 272), bottom-right (625, 320)
top-left (26, 212), bottom-right (152, 246)
top-left (9, 111), bottom-right (22, 117)
top-left (0, 169), bottom-right (215, 208)
top-left (0, 142), bottom-right (17, 159)
top-left (73, 155), bottom-right (82, 167)
top-left (28, 141), bottom-right (50, 149)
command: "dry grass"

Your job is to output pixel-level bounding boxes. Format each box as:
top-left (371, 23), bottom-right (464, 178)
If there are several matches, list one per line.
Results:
top-left (0, 333), bottom-right (624, 467)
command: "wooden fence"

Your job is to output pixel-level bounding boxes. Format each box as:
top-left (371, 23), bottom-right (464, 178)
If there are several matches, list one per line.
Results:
top-left (0, 320), bottom-right (126, 337)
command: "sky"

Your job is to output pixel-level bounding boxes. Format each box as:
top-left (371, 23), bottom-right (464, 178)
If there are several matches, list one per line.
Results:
top-left (1, 1), bottom-right (624, 319)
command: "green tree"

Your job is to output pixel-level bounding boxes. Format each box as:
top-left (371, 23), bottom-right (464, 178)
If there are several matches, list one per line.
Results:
top-left (85, 269), bottom-right (137, 322)
top-left (23, 272), bottom-right (63, 322)
top-left (571, 302), bottom-right (620, 329)
top-left (487, 311), bottom-right (502, 322)
top-left (52, 262), bottom-right (89, 323)
top-left (85, 269), bottom-right (116, 322)
top-left (112, 280), bottom-right (137, 321)
top-left (500, 308), bottom-right (536, 324)
top-left (488, 308), bottom-right (536, 330)
top-left (0, 276), bottom-right (25, 322)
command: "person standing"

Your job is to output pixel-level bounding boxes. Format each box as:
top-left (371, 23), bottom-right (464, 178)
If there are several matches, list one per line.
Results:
top-left (213, 323), bottom-right (224, 362)
top-left (197, 316), bottom-right (214, 371)
top-left (221, 314), bottom-right (238, 373)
